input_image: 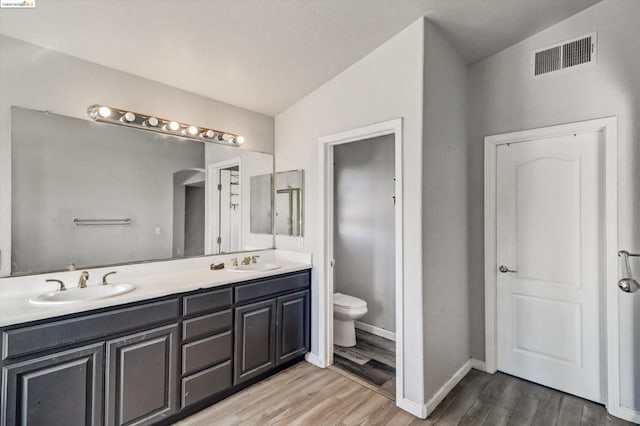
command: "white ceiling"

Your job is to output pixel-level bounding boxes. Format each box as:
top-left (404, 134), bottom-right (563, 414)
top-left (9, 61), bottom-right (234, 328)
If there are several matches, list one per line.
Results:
top-left (0, 0), bottom-right (600, 116)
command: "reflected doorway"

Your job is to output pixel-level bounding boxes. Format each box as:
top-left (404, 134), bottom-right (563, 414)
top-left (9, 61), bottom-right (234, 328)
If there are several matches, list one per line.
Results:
top-left (207, 158), bottom-right (242, 254)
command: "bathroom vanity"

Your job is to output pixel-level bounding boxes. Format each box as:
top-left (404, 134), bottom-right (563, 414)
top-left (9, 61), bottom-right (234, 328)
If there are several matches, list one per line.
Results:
top-left (0, 266), bottom-right (311, 426)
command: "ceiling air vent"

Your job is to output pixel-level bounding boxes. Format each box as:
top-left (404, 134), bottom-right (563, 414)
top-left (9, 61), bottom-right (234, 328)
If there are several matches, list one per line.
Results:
top-left (532, 33), bottom-right (596, 77)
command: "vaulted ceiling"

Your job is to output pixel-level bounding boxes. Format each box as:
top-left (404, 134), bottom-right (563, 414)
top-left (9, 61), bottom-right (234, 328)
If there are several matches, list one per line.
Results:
top-left (0, 0), bottom-right (600, 115)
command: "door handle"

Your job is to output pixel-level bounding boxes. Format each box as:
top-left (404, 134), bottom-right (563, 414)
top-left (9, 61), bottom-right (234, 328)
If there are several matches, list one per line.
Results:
top-left (499, 265), bottom-right (517, 274)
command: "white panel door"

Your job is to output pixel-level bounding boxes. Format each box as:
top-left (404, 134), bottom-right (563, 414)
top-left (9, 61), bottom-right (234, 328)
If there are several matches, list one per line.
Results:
top-left (496, 131), bottom-right (604, 403)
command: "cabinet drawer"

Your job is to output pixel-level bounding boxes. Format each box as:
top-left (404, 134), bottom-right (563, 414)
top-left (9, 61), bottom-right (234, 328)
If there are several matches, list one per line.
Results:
top-left (182, 331), bottom-right (232, 376)
top-left (234, 271), bottom-right (309, 304)
top-left (181, 360), bottom-right (232, 408)
top-left (183, 287), bottom-right (232, 317)
top-left (2, 298), bottom-right (179, 360)
top-left (182, 309), bottom-right (232, 342)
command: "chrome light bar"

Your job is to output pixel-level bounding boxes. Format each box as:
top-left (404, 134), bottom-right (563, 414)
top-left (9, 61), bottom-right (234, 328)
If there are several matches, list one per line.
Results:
top-left (87, 105), bottom-right (245, 146)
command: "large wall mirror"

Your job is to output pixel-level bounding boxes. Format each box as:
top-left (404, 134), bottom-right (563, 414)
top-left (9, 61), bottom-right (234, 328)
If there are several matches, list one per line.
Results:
top-left (9, 107), bottom-right (274, 276)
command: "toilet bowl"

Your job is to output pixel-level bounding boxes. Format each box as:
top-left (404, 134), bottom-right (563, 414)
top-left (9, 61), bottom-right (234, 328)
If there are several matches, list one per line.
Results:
top-left (333, 293), bottom-right (368, 347)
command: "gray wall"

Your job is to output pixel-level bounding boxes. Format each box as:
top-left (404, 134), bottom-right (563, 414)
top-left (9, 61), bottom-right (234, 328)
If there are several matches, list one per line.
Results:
top-left (250, 174), bottom-right (273, 235)
top-left (421, 21), bottom-right (470, 399)
top-left (275, 19), bottom-right (426, 403)
top-left (334, 135), bottom-right (395, 333)
top-left (0, 34), bottom-right (274, 276)
top-left (467, 0), bottom-right (640, 411)
top-left (11, 108), bottom-right (204, 274)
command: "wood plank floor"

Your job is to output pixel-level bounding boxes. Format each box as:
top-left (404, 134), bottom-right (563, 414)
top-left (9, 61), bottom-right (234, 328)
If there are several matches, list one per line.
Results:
top-left (333, 329), bottom-right (396, 398)
top-left (175, 362), bottom-right (636, 426)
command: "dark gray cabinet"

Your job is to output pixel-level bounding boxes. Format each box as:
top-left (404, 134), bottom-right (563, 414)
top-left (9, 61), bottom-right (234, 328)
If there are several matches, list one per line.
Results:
top-left (2, 343), bottom-right (104, 426)
top-left (233, 285), bottom-right (310, 385)
top-left (0, 269), bottom-right (310, 425)
top-left (105, 324), bottom-right (179, 426)
top-left (233, 299), bottom-right (277, 384)
top-left (276, 290), bottom-right (310, 366)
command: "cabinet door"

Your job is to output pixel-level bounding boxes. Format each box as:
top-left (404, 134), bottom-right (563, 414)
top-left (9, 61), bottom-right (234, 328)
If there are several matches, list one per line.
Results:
top-left (276, 290), bottom-right (310, 366)
top-left (2, 343), bottom-right (104, 426)
top-left (233, 299), bottom-right (276, 385)
top-left (105, 324), bottom-right (178, 426)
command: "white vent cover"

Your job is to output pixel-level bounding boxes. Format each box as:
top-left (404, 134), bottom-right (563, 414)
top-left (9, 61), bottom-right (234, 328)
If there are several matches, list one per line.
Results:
top-left (532, 33), bottom-right (596, 77)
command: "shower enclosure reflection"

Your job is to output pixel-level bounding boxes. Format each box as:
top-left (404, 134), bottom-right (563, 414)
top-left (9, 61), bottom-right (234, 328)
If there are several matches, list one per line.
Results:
top-left (275, 170), bottom-right (304, 237)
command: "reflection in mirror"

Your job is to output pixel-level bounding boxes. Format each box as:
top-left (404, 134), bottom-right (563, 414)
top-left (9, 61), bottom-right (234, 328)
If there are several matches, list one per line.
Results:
top-left (275, 170), bottom-right (304, 237)
top-left (250, 174), bottom-right (273, 235)
top-left (10, 107), bottom-right (274, 276)
top-left (173, 169), bottom-right (206, 257)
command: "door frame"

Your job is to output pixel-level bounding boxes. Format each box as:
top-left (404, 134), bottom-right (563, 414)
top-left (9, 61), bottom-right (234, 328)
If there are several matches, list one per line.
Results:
top-left (318, 118), bottom-right (404, 404)
top-left (483, 117), bottom-right (630, 419)
top-left (205, 157), bottom-right (242, 254)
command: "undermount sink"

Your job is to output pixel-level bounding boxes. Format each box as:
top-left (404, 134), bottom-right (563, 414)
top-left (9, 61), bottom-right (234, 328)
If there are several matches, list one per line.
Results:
top-left (29, 283), bottom-right (136, 305)
top-left (227, 263), bottom-right (281, 273)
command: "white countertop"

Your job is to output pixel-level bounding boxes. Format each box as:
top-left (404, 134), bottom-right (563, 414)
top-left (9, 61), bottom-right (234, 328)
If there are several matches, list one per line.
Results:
top-left (0, 249), bottom-right (311, 328)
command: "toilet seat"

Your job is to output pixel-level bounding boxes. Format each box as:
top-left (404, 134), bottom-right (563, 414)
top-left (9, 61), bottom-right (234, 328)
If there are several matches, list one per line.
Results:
top-left (333, 293), bottom-right (367, 309)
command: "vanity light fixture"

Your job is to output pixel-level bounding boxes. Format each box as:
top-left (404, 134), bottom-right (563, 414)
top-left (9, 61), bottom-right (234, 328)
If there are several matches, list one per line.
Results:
top-left (86, 104), bottom-right (245, 147)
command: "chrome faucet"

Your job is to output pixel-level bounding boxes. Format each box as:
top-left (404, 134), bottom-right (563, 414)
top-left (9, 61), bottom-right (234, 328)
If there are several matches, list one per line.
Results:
top-left (78, 271), bottom-right (89, 288)
top-left (251, 255), bottom-right (260, 264)
top-left (101, 271), bottom-right (117, 285)
top-left (241, 256), bottom-right (253, 265)
top-left (46, 279), bottom-right (66, 292)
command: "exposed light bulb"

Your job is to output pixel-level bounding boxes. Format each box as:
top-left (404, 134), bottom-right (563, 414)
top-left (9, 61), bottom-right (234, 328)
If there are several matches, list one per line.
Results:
top-left (168, 121), bottom-right (180, 131)
top-left (222, 133), bottom-right (233, 142)
top-left (202, 129), bottom-right (216, 139)
top-left (98, 106), bottom-right (111, 118)
top-left (186, 125), bottom-right (198, 136)
top-left (145, 117), bottom-right (159, 127)
top-left (121, 112), bottom-right (136, 123)
top-left (236, 135), bottom-right (245, 144)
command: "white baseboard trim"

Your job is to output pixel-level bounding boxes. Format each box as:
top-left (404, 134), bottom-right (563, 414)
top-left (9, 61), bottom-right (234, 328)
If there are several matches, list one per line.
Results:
top-left (609, 406), bottom-right (640, 424)
top-left (396, 397), bottom-right (427, 419)
top-left (304, 352), bottom-right (326, 368)
top-left (355, 321), bottom-right (396, 341)
top-left (396, 359), bottom-right (476, 419)
top-left (469, 358), bottom-right (487, 372)
top-left (425, 360), bottom-right (473, 416)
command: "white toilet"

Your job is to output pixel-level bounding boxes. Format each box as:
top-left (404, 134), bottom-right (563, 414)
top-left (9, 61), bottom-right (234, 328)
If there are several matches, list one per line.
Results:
top-left (333, 293), bottom-right (368, 347)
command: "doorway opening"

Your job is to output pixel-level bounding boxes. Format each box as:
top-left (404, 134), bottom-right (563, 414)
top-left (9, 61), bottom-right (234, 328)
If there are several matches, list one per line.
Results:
top-left (319, 118), bottom-right (404, 405)
top-left (331, 135), bottom-right (396, 398)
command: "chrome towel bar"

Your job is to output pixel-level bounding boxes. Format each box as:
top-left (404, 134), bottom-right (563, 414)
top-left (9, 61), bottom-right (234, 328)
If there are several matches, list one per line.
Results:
top-left (73, 218), bottom-right (131, 226)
